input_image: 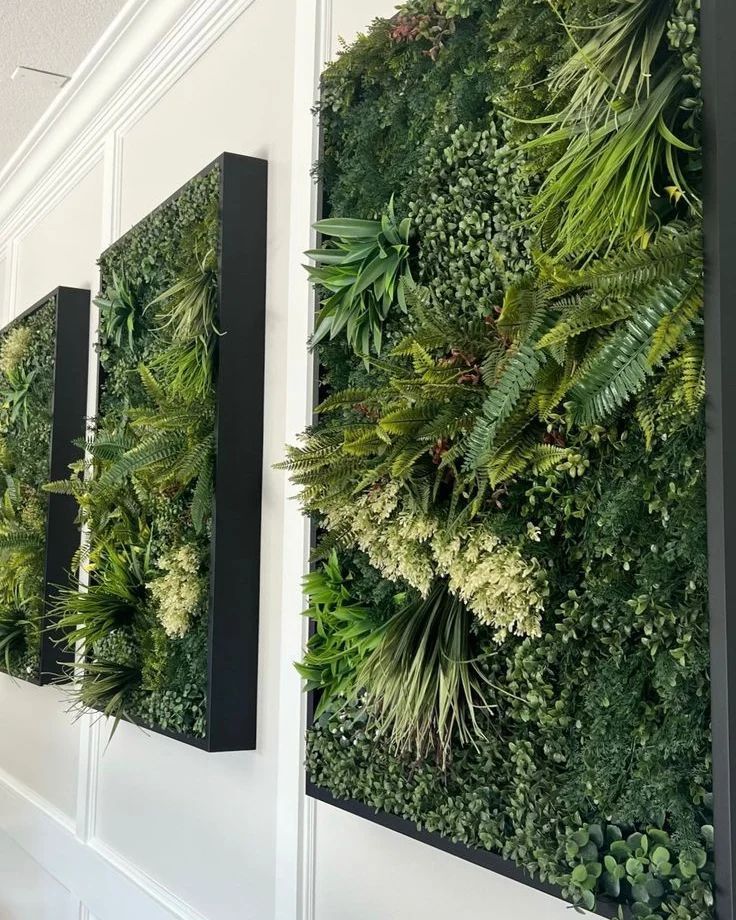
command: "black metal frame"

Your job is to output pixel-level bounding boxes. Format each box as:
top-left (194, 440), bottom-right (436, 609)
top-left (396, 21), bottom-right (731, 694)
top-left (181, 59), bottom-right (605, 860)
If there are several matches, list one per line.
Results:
top-left (304, 3), bottom-right (726, 915)
top-left (98, 153), bottom-right (268, 751)
top-left (703, 1), bottom-right (735, 917)
top-left (0, 286), bottom-right (91, 686)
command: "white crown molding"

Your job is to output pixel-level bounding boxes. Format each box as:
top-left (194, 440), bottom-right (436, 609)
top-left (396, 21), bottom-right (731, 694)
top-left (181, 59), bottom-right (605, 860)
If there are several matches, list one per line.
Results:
top-left (0, 0), bottom-right (257, 251)
top-left (0, 0), bottom-right (150, 198)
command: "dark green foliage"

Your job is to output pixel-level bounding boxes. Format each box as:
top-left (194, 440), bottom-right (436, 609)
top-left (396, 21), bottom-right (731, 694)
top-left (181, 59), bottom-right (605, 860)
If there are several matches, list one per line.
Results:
top-left (306, 424), bottom-right (712, 916)
top-left (0, 300), bottom-right (55, 680)
top-left (409, 122), bottom-right (533, 318)
top-left (558, 823), bottom-right (713, 916)
top-left (318, 15), bottom-right (497, 218)
top-left (55, 170), bottom-right (220, 739)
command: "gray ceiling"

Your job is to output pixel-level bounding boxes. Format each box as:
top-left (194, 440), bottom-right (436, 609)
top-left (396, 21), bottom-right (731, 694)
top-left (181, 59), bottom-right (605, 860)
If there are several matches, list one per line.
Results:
top-left (0, 0), bottom-right (127, 173)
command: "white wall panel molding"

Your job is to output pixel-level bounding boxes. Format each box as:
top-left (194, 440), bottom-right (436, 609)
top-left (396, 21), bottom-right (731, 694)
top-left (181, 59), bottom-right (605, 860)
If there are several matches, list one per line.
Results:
top-left (0, 765), bottom-right (76, 837)
top-left (74, 129), bottom-right (122, 849)
top-left (1, 238), bottom-right (19, 325)
top-left (0, 769), bottom-right (207, 920)
top-left (273, 1), bottom-right (331, 917)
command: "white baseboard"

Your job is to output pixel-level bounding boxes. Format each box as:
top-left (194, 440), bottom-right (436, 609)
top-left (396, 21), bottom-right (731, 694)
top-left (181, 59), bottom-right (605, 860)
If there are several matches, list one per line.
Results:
top-left (0, 768), bottom-right (205, 920)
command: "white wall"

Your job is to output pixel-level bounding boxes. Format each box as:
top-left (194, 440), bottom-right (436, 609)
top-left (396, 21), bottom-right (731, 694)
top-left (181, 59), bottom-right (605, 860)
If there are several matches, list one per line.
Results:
top-left (0, 829), bottom-right (77, 920)
top-left (0, 2), bottom-right (586, 919)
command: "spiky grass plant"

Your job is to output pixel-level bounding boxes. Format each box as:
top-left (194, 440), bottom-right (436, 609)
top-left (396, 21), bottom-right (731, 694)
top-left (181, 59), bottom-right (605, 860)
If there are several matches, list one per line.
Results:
top-left (148, 247), bottom-right (219, 400)
top-left (55, 537), bottom-right (151, 653)
top-left (96, 270), bottom-right (140, 350)
top-left (307, 197), bottom-right (413, 361)
top-left (526, 0), bottom-right (699, 259)
top-left (149, 247), bottom-right (219, 343)
top-left (0, 606), bottom-right (29, 674)
top-left (358, 581), bottom-right (490, 765)
top-left (297, 552), bottom-right (387, 718)
top-left (72, 659), bottom-right (142, 737)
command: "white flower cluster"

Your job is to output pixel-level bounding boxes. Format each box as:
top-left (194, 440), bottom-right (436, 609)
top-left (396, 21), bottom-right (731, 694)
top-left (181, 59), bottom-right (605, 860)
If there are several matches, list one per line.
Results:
top-left (433, 527), bottom-right (548, 640)
top-left (147, 545), bottom-right (203, 639)
top-left (325, 481), bottom-right (436, 595)
top-left (323, 482), bottom-right (548, 639)
top-left (0, 325), bottom-right (32, 376)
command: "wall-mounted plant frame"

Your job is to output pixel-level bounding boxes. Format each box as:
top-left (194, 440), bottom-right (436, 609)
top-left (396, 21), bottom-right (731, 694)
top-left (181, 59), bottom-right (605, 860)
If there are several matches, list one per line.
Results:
top-left (297, 2), bottom-right (725, 918)
top-left (0, 286), bottom-right (90, 686)
top-left (75, 153), bottom-right (267, 751)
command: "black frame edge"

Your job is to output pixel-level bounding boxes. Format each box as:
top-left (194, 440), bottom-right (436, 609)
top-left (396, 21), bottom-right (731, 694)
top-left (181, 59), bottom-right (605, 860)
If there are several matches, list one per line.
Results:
top-left (206, 153), bottom-right (267, 752)
top-left (307, 781), bottom-right (619, 917)
top-left (703, 0), bottom-right (736, 917)
top-left (40, 287), bottom-right (91, 683)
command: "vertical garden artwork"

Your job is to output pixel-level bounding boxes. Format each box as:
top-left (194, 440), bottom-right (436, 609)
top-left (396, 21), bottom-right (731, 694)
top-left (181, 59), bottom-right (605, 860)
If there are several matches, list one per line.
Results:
top-left (51, 154), bottom-right (267, 751)
top-left (283, 1), bottom-right (712, 916)
top-left (0, 287), bottom-right (90, 685)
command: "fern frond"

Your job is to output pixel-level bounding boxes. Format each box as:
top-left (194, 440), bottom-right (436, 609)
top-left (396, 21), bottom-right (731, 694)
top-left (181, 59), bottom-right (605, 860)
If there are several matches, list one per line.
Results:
top-left (380, 406), bottom-right (437, 437)
top-left (101, 430), bottom-right (188, 486)
top-left (568, 273), bottom-right (699, 425)
top-left (0, 530), bottom-right (43, 552)
top-left (487, 428), bottom-right (540, 486)
top-left (647, 274), bottom-right (703, 365)
top-left (537, 293), bottom-right (633, 349)
top-left (316, 388), bottom-right (381, 414)
top-left (574, 225), bottom-right (701, 292)
top-left (675, 334), bottom-right (706, 412)
top-left (466, 344), bottom-right (544, 469)
top-left (175, 434), bottom-right (215, 485)
top-left (138, 364), bottom-right (168, 407)
top-left (44, 479), bottom-right (86, 497)
top-left (191, 456), bottom-right (214, 533)
top-left (529, 444), bottom-right (572, 476)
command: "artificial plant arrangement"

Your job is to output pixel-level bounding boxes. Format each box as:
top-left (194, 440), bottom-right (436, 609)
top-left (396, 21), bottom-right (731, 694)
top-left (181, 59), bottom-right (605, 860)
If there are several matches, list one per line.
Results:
top-left (283, 0), bottom-right (711, 916)
top-left (50, 157), bottom-right (266, 749)
top-left (0, 289), bottom-right (89, 684)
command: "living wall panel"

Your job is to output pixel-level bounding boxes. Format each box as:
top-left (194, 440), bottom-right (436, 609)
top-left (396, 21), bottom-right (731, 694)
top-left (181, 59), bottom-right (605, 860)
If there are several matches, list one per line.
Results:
top-left (58, 153), bottom-right (267, 751)
top-left (0, 287), bottom-right (90, 685)
top-left (285, 2), bottom-right (714, 918)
